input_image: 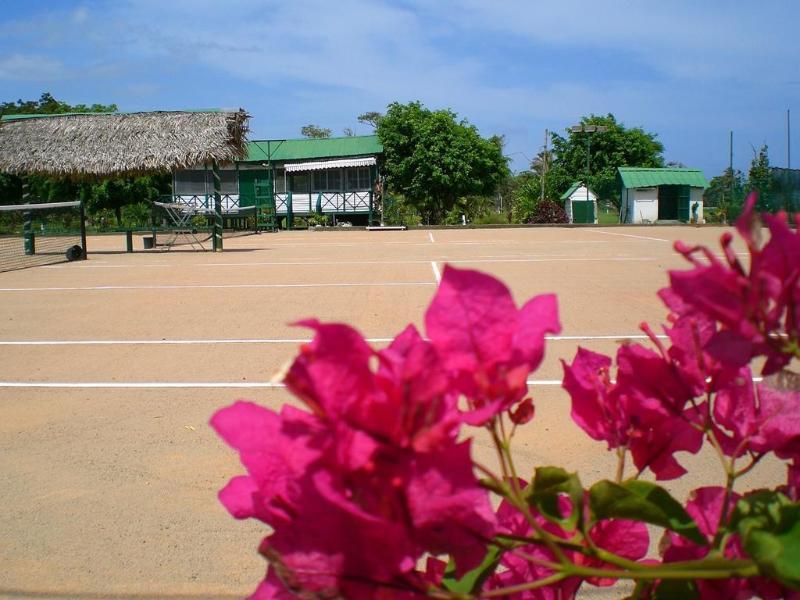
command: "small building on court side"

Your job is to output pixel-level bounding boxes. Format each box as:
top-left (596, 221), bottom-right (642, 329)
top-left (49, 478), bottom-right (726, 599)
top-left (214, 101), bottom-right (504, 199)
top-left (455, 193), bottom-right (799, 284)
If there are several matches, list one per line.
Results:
top-left (618, 167), bottom-right (708, 224)
top-left (560, 182), bottom-right (598, 224)
top-left (171, 135), bottom-right (383, 225)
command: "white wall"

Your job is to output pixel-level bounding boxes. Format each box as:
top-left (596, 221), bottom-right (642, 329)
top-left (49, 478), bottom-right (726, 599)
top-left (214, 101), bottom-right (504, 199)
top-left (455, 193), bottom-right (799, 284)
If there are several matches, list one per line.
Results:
top-left (631, 187), bottom-right (659, 223)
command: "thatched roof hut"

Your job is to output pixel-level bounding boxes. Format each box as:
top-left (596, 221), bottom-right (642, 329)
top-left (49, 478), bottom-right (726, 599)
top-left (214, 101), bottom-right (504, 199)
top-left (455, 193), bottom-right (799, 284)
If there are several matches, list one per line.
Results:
top-left (0, 110), bottom-right (249, 178)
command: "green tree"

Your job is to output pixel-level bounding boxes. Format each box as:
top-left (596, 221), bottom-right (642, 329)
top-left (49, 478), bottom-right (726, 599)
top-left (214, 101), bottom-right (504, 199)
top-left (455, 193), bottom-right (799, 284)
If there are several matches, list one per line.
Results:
top-left (704, 168), bottom-right (745, 223)
top-left (377, 101), bottom-right (509, 223)
top-left (300, 124), bottom-right (332, 139)
top-left (746, 145), bottom-right (773, 212)
top-left (357, 111), bottom-right (383, 130)
top-left (549, 114), bottom-right (664, 209)
top-left (87, 175), bottom-right (169, 226)
top-left (0, 92), bottom-right (117, 117)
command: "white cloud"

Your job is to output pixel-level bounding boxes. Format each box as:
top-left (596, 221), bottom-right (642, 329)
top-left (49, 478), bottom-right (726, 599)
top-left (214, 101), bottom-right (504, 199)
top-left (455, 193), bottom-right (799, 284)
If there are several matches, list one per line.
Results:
top-left (0, 54), bottom-right (64, 80)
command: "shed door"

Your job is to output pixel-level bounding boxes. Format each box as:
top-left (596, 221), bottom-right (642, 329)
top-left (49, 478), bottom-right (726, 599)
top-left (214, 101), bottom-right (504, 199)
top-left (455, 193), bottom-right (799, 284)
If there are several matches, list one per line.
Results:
top-left (677, 186), bottom-right (691, 222)
top-left (572, 201), bottom-right (595, 224)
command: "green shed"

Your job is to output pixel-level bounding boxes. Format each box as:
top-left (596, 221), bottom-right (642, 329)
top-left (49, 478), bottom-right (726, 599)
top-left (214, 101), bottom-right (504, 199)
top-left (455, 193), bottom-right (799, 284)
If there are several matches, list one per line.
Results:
top-left (618, 167), bottom-right (709, 224)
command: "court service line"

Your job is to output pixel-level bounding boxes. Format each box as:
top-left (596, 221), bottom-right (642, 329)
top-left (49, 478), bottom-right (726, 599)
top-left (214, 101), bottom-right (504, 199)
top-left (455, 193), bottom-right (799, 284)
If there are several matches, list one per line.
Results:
top-left (0, 334), bottom-right (668, 346)
top-left (0, 379), bottom-right (566, 389)
top-left (0, 282), bottom-right (436, 293)
top-left (428, 232), bottom-right (435, 243)
top-left (431, 261), bottom-right (441, 284)
top-left (45, 254), bottom-right (632, 269)
top-left (589, 230), bottom-right (670, 243)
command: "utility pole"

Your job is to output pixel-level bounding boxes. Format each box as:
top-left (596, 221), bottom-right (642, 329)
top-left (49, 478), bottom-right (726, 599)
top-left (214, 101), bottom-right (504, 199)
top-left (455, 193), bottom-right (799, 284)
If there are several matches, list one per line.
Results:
top-left (541, 129), bottom-right (549, 204)
top-left (788, 109), bottom-right (792, 169)
top-left (729, 130), bottom-right (734, 208)
top-left (570, 123), bottom-right (608, 197)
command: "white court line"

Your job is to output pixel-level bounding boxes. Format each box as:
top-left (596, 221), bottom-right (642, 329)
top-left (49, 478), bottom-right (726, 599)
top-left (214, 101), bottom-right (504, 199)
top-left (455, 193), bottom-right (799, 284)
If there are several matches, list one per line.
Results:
top-left (0, 334), bottom-right (668, 346)
top-left (446, 257), bottom-right (655, 264)
top-left (0, 282), bottom-right (436, 293)
top-left (44, 255), bottom-right (616, 269)
top-left (431, 261), bottom-right (441, 284)
top-left (0, 375), bottom-right (765, 390)
top-left (0, 379), bottom-right (566, 389)
top-left (590, 230), bottom-right (670, 243)
top-left (428, 232), bottom-right (435, 243)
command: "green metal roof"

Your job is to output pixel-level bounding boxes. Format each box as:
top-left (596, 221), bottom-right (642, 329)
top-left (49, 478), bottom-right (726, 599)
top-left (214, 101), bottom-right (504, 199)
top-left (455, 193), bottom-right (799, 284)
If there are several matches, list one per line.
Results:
top-left (245, 135), bottom-right (382, 162)
top-left (618, 167), bottom-right (708, 189)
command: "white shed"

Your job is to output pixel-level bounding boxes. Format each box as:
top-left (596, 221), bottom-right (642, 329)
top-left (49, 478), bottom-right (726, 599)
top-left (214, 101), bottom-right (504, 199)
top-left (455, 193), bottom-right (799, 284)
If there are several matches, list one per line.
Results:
top-left (560, 182), bottom-right (598, 224)
top-left (618, 167), bottom-right (708, 224)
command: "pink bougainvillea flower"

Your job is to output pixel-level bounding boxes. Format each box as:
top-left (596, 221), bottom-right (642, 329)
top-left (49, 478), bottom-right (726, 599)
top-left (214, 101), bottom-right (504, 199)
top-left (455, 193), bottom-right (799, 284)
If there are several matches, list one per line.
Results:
top-left (212, 318), bottom-right (497, 598)
top-left (562, 347), bottom-right (627, 449)
top-left (425, 265), bottom-right (560, 425)
top-left (663, 192), bottom-right (800, 375)
top-left (562, 344), bottom-right (704, 480)
top-left (577, 519), bottom-right (649, 587)
top-left (712, 372), bottom-right (800, 460)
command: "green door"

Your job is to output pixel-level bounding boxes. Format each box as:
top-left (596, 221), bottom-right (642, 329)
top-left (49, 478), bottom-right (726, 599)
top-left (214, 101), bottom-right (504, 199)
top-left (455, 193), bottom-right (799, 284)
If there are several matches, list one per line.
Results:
top-left (677, 185), bottom-right (691, 222)
top-left (572, 201), bottom-right (595, 224)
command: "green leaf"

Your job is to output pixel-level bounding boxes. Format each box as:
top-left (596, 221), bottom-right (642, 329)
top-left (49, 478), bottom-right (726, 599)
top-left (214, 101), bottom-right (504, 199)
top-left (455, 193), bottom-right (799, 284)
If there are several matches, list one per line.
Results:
top-left (589, 479), bottom-right (705, 545)
top-left (441, 545), bottom-right (503, 594)
top-left (733, 491), bottom-right (800, 590)
top-left (528, 466), bottom-right (584, 531)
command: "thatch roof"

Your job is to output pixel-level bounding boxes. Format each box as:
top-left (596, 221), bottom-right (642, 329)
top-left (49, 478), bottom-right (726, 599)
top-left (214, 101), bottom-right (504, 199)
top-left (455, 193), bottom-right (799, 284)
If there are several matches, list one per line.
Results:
top-left (0, 110), bottom-right (250, 178)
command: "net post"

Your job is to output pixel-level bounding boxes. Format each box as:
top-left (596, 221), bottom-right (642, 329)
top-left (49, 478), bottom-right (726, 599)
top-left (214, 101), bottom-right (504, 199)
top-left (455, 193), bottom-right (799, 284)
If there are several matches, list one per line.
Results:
top-left (212, 160), bottom-right (223, 251)
top-left (79, 200), bottom-right (87, 260)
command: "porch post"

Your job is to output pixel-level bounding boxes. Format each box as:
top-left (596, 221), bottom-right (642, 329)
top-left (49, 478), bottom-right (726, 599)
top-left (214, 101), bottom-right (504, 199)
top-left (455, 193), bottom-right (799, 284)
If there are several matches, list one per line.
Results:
top-left (212, 160), bottom-right (223, 251)
top-left (22, 177), bottom-right (34, 255)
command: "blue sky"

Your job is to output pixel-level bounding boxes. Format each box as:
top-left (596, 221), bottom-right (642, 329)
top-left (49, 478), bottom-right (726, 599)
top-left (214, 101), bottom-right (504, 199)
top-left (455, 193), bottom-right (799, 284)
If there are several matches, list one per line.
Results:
top-left (1, 0), bottom-right (798, 176)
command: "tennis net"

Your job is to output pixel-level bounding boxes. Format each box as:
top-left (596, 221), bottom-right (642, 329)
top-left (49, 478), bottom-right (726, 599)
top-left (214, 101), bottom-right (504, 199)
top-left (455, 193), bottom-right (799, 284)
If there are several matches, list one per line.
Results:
top-left (0, 201), bottom-right (86, 272)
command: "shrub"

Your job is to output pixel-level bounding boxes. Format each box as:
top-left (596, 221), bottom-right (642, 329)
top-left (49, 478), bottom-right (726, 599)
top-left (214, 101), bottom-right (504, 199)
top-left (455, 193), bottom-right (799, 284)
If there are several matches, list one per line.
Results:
top-left (530, 199), bottom-right (568, 223)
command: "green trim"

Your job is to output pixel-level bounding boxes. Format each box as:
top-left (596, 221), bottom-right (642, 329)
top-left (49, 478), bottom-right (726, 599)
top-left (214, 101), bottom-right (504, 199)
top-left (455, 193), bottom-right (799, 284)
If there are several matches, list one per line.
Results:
top-left (618, 167), bottom-right (709, 189)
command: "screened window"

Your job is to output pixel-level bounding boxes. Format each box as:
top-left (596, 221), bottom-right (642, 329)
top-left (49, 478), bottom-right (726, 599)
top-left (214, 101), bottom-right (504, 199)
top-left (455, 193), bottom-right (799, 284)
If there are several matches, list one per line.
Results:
top-left (358, 167), bottom-right (371, 189)
top-left (311, 169), bottom-right (343, 192)
top-left (327, 169), bottom-right (341, 191)
top-left (274, 169), bottom-right (286, 193)
top-left (345, 167), bottom-right (371, 190)
top-left (347, 168), bottom-right (359, 190)
top-left (174, 170), bottom-right (208, 195)
top-left (292, 173), bottom-right (310, 193)
top-left (206, 169), bottom-right (238, 195)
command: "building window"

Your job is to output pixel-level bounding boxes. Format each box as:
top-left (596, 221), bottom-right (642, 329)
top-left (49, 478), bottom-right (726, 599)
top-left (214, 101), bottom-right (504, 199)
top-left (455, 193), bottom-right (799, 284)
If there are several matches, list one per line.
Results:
top-left (205, 169), bottom-right (238, 195)
top-left (328, 169), bottom-right (341, 191)
top-left (174, 170), bottom-right (208, 195)
top-left (311, 169), bottom-right (343, 192)
top-left (293, 173), bottom-right (310, 193)
top-left (274, 169), bottom-right (285, 193)
top-left (346, 167), bottom-right (371, 191)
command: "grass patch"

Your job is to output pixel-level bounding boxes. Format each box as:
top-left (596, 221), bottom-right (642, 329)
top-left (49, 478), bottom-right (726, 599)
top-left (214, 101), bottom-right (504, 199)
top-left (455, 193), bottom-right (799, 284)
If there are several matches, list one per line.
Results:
top-left (597, 210), bottom-right (619, 225)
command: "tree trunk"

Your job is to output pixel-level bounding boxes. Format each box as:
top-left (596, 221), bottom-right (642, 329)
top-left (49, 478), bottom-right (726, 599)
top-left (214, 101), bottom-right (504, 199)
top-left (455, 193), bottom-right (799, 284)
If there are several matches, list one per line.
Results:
top-left (115, 205), bottom-right (122, 227)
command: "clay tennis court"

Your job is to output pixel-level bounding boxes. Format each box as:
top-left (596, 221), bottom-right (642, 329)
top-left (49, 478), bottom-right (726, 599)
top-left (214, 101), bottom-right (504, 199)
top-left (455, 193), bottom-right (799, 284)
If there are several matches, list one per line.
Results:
top-left (0, 226), bottom-right (785, 599)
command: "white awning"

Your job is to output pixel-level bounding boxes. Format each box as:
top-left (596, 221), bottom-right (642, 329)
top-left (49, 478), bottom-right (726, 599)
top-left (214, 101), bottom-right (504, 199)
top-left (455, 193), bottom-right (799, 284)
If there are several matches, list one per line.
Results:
top-left (284, 157), bottom-right (376, 173)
